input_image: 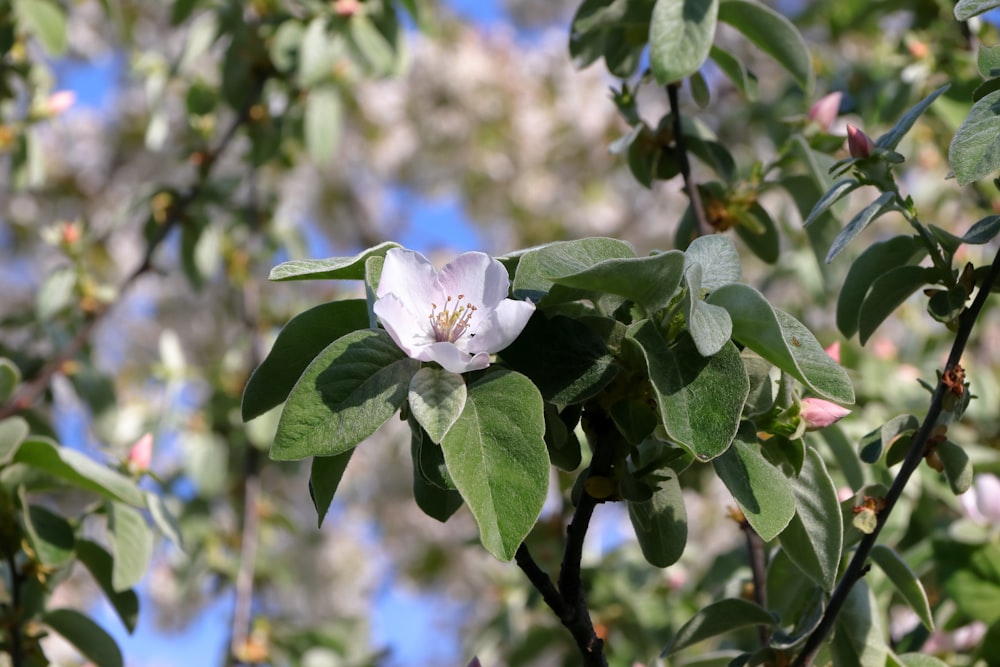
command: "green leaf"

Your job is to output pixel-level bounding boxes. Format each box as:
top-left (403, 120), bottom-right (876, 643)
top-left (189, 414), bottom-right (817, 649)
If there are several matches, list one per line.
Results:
top-left (499, 313), bottom-right (618, 406)
top-left (411, 417), bottom-right (456, 490)
top-left (937, 439), bottom-right (973, 494)
top-left (408, 368), bottom-right (467, 444)
top-left (41, 609), bottom-right (123, 667)
top-left (956, 0), bottom-right (1000, 21)
top-left (836, 236), bottom-right (926, 338)
top-left (144, 491), bottom-right (184, 551)
top-left (963, 214), bottom-right (1000, 243)
top-left (650, 0), bottom-right (719, 85)
top-left (13, 438), bottom-right (146, 506)
top-left (858, 414), bottom-right (920, 464)
top-left (547, 250), bottom-right (686, 314)
top-left (766, 549), bottom-right (826, 649)
top-left (0, 417), bottom-right (29, 464)
top-left (858, 265), bottom-right (935, 345)
top-left (978, 44), bottom-right (1000, 78)
top-left (713, 424), bottom-right (795, 541)
top-left (718, 0), bottom-right (812, 91)
top-left (243, 300), bottom-right (371, 420)
top-left (870, 544), bottom-right (933, 631)
top-left (896, 654), bottom-right (951, 667)
top-left (662, 598), bottom-right (775, 656)
top-left (348, 14), bottom-right (396, 75)
top-left (830, 581), bottom-right (888, 667)
top-left (0, 358), bottom-right (20, 404)
top-left (734, 202), bottom-right (780, 264)
top-left (305, 86), bottom-right (343, 165)
top-left (950, 89), bottom-right (1000, 185)
top-left (309, 450), bottom-right (354, 528)
top-left (21, 498), bottom-right (74, 568)
top-left (708, 284), bottom-right (855, 404)
top-left (690, 70), bottom-right (711, 107)
top-left (681, 264), bottom-right (733, 357)
top-left (412, 463), bottom-right (464, 523)
top-left (268, 242), bottom-right (401, 281)
top-left (75, 539), bottom-right (140, 633)
top-left (512, 238), bottom-right (636, 302)
top-left (628, 323), bottom-right (747, 460)
top-left (709, 45), bottom-right (758, 100)
top-left (778, 448), bottom-right (843, 591)
top-left (826, 192), bottom-right (896, 263)
top-left (684, 234), bottom-right (742, 290)
top-left (877, 85), bottom-right (949, 152)
top-left (298, 16), bottom-right (343, 87)
top-left (803, 179), bottom-right (861, 228)
top-left (440, 371), bottom-right (548, 561)
top-left (271, 329), bottom-right (420, 460)
top-left (13, 0), bottom-right (67, 55)
top-left (108, 502), bottom-right (154, 592)
top-left (628, 470), bottom-right (687, 567)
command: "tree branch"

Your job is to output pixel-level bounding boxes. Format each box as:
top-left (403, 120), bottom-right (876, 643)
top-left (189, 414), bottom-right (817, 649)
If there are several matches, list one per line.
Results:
top-left (667, 83), bottom-right (711, 238)
top-left (741, 521), bottom-right (770, 646)
top-left (792, 244), bottom-right (1000, 666)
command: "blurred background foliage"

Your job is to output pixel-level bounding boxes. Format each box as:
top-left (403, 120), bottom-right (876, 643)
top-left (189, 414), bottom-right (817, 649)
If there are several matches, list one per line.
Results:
top-left (1, 0), bottom-right (1000, 665)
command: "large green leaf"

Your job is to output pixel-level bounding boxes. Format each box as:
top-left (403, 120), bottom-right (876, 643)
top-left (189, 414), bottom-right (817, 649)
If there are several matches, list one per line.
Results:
top-left (512, 238), bottom-right (635, 302)
top-left (109, 502), bottom-right (154, 592)
top-left (242, 300), bottom-right (371, 420)
top-left (309, 450), bottom-right (354, 528)
top-left (766, 549), bottom-right (826, 648)
top-left (547, 250), bottom-right (686, 314)
top-left (0, 417), bottom-right (29, 464)
top-left (718, 0), bottom-right (812, 91)
top-left (825, 192), bottom-right (897, 263)
top-left (836, 236), bottom-right (926, 338)
top-left (75, 540), bottom-right (140, 633)
top-left (709, 44), bottom-right (758, 100)
top-left (650, 0), bottom-right (719, 85)
top-left (858, 265), bottom-right (935, 344)
top-left (950, 89), bottom-right (1000, 185)
top-left (628, 470), bottom-right (687, 567)
top-left (778, 448), bottom-right (843, 591)
top-left (408, 367), bottom-right (467, 444)
top-left (708, 284), bottom-right (855, 404)
top-left (628, 322), bottom-right (748, 460)
top-left (713, 424), bottom-right (795, 541)
top-left (870, 544), bottom-right (933, 631)
top-left (440, 371), bottom-right (548, 561)
top-left (13, 0), bottom-right (67, 55)
top-left (661, 598), bottom-right (775, 656)
top-left (42, 609), bottom-right (123, 667)
top-left (305, 86), bottom-right (343, 165)
top-left (683, 234), bottom-right (743, 290)
top-left (498, 313), bottom-right (618, 406)
top-left (830, 581), bottom-right (888, 667)
top-left (271, 329), bottom-right (420, 460)
top-left (413, 463), bottom-right (464, 523)
top-left (956, 0), bottom-right (1000, 20)
top-left (803, 179), bottom-right (861, 228)
top-left (12, 438), bottom-right (146, 506)
top-left (21, 498), bottom-right (74, 568)
top-left (0, 358), bottom-right (20, 404)
top-left (268, 242), bottom-right (401, 281)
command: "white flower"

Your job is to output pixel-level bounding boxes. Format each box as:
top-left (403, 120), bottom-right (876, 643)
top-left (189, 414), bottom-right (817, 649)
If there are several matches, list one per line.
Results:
top-left (373, 248), bottom-right (535, 374)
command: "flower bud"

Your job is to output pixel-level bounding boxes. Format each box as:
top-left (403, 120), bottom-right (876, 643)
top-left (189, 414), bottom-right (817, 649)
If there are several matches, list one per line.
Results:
top-left (127, 433), bottom-right (154, 472)
top-left (45, 90), bottom-right (76, 117)
top-left (846, 124), bottom-right (876, 159)
top-left (824, 340), bottom-right (841, 364)
top-left (808, 92), bottom-right (841, 132)
top-left (799, 398), bottom-right (850, 431)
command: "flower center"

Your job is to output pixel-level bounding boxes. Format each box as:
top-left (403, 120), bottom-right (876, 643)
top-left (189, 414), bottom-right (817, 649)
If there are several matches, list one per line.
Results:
top-left (429, 294), bottom-right (477, 343)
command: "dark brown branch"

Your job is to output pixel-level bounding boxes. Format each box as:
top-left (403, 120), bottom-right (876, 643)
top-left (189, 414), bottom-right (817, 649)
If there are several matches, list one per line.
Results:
top-left (6, 553), bottom-right (22, 667)
top-left (667, 83), bottom-right (711, 238)
top-left (741, 521), bottom-right (770, 646)
top-left (792, 244), bottom-right (1000, 666)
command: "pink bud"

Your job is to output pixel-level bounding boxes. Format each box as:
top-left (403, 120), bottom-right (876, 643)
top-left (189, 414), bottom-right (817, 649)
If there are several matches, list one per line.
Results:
top-left (808, 92), bottom-right (842, 132)
top-left (45, 90), bottom-right (76, 116)
top-left (824, 341), bottom-right (841, 364)
top-left (333, 0), bottom-right (361, 16)
top-left (466, 658), bottom-right (482, 667)
top-left (800, 398), bottom-right (851, 431)
top-left (846, 124), bottom-right (876, 159)
top-left (128, 433), bottom-right (154, 471)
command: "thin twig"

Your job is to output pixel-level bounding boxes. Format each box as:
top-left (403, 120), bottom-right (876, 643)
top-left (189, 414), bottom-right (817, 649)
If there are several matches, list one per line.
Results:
top-left (6, 553), bottom-right (22, 667)
top-left (792, 244), bottom-right (1000, 666)
top-left (667, 83), bottom-right (711, 238)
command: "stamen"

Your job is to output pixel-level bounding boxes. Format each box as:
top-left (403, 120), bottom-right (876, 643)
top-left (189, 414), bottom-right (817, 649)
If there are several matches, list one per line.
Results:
top-left (428, 294), bottom-right (477, 342)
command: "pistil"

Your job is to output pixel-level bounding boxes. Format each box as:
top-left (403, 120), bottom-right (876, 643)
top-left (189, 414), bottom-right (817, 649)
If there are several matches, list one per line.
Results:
top-left (429, 294), bottom-right (476, 343)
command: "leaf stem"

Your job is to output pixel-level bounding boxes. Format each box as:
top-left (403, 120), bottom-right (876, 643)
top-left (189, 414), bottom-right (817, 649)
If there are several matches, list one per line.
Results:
top-left (792, 243), bottom-right (1000, 666)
